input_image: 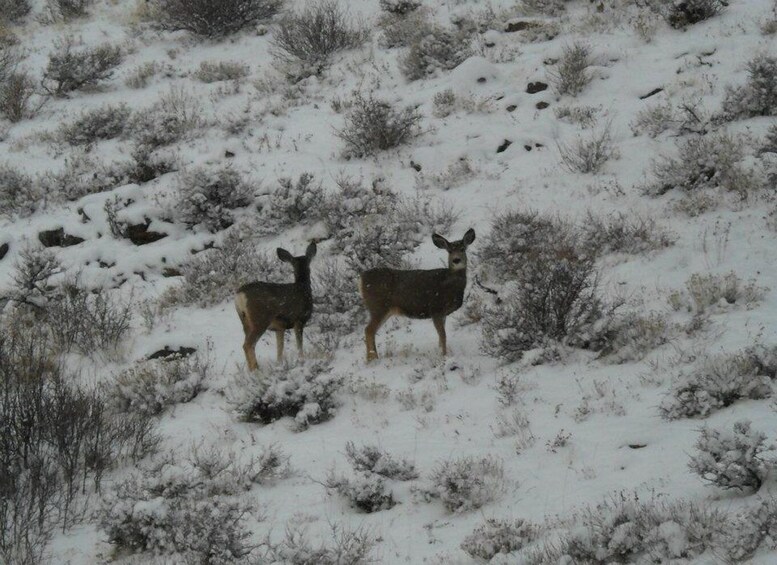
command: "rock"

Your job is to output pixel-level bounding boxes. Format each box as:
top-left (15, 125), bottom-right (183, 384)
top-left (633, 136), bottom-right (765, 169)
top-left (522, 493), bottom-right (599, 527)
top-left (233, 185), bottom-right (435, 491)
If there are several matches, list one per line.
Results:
top-left (505, 21), bottom-right (539, 33)
top-left (126, 220), bottom-right (167, 246)
top-left (0, 242), bottom-right (8, 261)
top-left (162, 267), bottom-right (183, 277)
top-left (526, 81), bottom-right (548, 94)
top-left (148, 346), bottom-right (197, 360)
top-left (524, 145), bottom-right (533, 151)
top-left (639, 87), bottom-right (663, 100)
top-left (410, 160), bottom-right (422, 172)
top-left (225, 150), bottom-right (235, 158)
top-left (497, 139), bottom-right (513, 153)
top-left (506, 104), bottom-right (517, 112)
top-left (536, 101), bottom-right (549, 110)
top-left (38, 228), bottom-right (85, 248)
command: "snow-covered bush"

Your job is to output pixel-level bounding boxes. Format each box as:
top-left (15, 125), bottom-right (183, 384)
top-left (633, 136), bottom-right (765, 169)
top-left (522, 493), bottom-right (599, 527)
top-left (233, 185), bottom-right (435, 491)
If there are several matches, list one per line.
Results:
top-left (631, 99), bottom-right (709, 138)
top-left (125, 143), bottom-right (178, 184)
top-left (0, 0), bottom-right (31, 22)
top-left (0, 163), bottom-right (38, 217)
top-left (481, 252), bottom-right (604, 362)
top-left (312, 260), bottom-right (364, 340)
top-left (44, 279), bottom-right (133, 355)
top-left (542, 495), bottom-right (725, 563)
top-left (38, 150), bottom-right (130, 201)
top-left (379, 0), bottom-right (420, 14)
top-left (400, 26), bottom-right (472, 81)
top-left (645, 132), bottom-right (763, 198)
top-left (260, 172), bottom-right (325, 229)
top-left (129, 86), bottom-right (203, 150)
top-left (549, 42), bottom-right (592, 97)
top-left (428, 455), bottom-right (506, 513)
top-left (666, 0), bottom-right (724, 29)
top-left (106, 354), bottom-right (209, 417)
top-left (0, 70), bottom-right (35, 122)
top-left (521, 0), bottom-right (568, 16)
top-left (259, 523), bottom-right (376, 563)
top-left (461, 518), bottom-right (537, 561)
top-left (270, 0), bottom-right (367, 78)
top-left (579, 211), bottom-right (674, 257)
top-left (324, 471), bottom-right (396, 513)
top-left (668, 271), bottom-right (765, 315)
top-left (598, 311), bottom-right (673, 364)
top-left (59, 103), bottom-right (132, 146)
top-left (176, 165), bottom-right (254, 232)
top-left (344, 442), bottom-right (418, 480)
top-left (42, 37), bottom-right (122, 97)
top-left (722, 54), bottom-right (777, 119)
top-left (230, 361), bottom-right (343, 430)
top-left (194, 60), bottom-right (250, 83)
top-left (763, 123), bottom-right (777, 154)
top-left (377, 3), bottom-right (430, 48)
top-left (48, 0), bottom-right (93, 21)
top-left (558, 123), bottom-right (617, 173)
top-left (99, 447), bottom-right (272, 562)
top-left (162, 230), bottom-right (284, 308)
top-left (722, 499), bottom-right (777, 561)
top-left (689, 420), bottom-right (772, 491)
top-left (8, 246), bottom-right (61, 308)
top-left (660, 348), bottom-right (776, 419)
top-left (335, 92), bottom-right (422, 158)
top-left (155, 0), bottom-right (283, 38)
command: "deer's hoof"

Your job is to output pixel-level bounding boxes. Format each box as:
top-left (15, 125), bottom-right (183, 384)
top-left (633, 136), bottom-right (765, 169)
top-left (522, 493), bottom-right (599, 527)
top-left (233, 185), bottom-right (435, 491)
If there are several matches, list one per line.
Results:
top-left (366, 352), bottom-right (379, 363)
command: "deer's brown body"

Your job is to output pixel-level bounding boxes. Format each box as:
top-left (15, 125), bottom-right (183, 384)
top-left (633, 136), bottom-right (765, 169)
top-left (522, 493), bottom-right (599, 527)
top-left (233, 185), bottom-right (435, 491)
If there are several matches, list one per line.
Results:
top-left (235, 243), bottom-right (316, 371)
top-left (359, 230), bottom-right (475, 362)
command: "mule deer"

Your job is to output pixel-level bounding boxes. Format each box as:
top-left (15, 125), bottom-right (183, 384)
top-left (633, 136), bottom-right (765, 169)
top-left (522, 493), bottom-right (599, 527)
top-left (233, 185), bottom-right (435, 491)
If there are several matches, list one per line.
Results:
top-left (359, 229), bottom-right (475, 362)
top-left (235, 242), bottom-right (316, 371)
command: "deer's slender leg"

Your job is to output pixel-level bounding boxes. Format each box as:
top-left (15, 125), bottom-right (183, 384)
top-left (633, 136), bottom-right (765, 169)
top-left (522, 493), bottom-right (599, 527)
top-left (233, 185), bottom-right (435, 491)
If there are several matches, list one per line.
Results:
top-left (294, 324), bottom-right (304, 360)
top-left (275, 330), bottom-right (285, 363)
top-left (244, 319), bottom-right (270, 372)
top-left (365, 311), bottom-right (391, 363)
top-left (433, 316), bottom-right (447, 356)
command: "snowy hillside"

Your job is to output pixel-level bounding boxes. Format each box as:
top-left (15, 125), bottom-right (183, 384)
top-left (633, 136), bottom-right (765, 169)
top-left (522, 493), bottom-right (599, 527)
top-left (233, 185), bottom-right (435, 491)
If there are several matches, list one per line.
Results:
top-left (1, 0), bottom-right (777, 562)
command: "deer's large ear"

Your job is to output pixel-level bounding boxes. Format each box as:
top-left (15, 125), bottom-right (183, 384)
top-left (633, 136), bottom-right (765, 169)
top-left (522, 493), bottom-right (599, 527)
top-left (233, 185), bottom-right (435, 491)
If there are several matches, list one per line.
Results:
top-left (432, 233), bottom-right (449, 250)
top-left (277, 248), bottom-right (293, 262)
top-left (462, 228), bottom-right (476, 247)
top-left (305, 241), bottom-right (317, 261)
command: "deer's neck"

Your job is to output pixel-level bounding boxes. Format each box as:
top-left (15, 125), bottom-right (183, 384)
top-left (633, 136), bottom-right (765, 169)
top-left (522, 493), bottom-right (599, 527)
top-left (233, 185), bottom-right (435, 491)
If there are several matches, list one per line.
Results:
top-left (295, 271), bottom-right (313, 296)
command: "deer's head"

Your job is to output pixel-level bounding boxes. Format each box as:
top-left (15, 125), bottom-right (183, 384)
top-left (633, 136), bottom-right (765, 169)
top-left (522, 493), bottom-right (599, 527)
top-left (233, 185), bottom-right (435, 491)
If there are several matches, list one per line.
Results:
top-left (277, 242), bottom-right (317, 282)
top-left (432, 229), bottom-right (475, 272)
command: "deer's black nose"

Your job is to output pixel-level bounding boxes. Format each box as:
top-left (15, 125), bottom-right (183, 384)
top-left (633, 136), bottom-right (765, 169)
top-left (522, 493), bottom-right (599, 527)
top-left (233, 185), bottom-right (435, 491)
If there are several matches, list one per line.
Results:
top-left (452, 258), bottom-right (462, 264)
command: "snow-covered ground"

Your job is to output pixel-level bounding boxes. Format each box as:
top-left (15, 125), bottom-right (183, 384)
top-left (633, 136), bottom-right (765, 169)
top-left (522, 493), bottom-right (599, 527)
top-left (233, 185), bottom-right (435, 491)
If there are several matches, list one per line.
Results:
top-left (2, 0), bottom-right (777, 563)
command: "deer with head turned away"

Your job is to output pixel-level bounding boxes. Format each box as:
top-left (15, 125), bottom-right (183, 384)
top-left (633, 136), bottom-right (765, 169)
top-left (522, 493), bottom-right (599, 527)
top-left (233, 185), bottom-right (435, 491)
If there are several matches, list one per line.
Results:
top-left (235, 242), bottom-right (317, 371)
top-left (359, 229), bottom-right (475, 362)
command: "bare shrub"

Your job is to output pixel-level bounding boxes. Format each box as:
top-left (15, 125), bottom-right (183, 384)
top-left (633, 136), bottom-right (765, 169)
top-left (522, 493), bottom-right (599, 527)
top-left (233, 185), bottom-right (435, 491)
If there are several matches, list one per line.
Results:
top-left (8, 247), bottom-right (61, 309)
top-left (597, 312), bottom-right (672, 364)
top-left (194, 60), bottom-right (250, 83)
top-left (229, 361), bottom-right (343, 430)
top-left (631, 99), bottom-right (709, 138)
top-left (99, 447), bottom-right (269, 562)
top-left (176, 165), bottom-right (254, 232)
top-left (0, 163), bottom-right (39, 217)
top-left (461, 518), bottom-right (537, 561)
top-left (579, 211), bottom-right (674, 256)
top-left (106, 354), bottom-right (210, 417)
top-left (259, 523), bottom-right (376, 564)
top-left (129, 86), bottom-right (203, 150)
top-left (344, 442), bottom-right (418, 480)
top-left (44, 278), bottom-right (133, 355)
top-left (645, 132), bottom-right (763, 198)
top-left (161, 230), bottom-right (284, 308)
top-left (271, 0), bottom-right (367, 78)
top-left (548, 42), bottom-right (592, 97)
top-left (660, 347), bottom-right (776, 419)
top-left (324, 471), bottom-right (396, 513)
top-left (0, 70), bottom-right (36, 122)
top-left (428, 455), bottom-right (506, 513)
top-left (125, 61), bottom-right (159, 89)
top-left (377, 5), bottom-right (430, 49)
top-left (481, 253), bottom-right (605, 362)
top-left (666, 0), bottom-right (724, 29)
top-left (47, 0), bottom-right (94, 20)
top-left (557, 123), bottom-right (618, 173)
top-left (38, 151), bottom-right (131, 202)
top-left (763, 123), bottom-right (777, 154)
top-left (335, 92), bottom-right (422, 158)
top-left (0, 0), bottom-right (31, 22)
top-left (379, 0), bottom-right (420, 14)
top-left (59, 103), bottom-right (132, 146)
top-left (668, 271), bottom-right (765, 315)
top-left (554, 104), bottom-right (600, 127)
top-left (400, 26), bottom-right (472, 81)
top-left (689, 421), bottom-right (771, 491)
top-left (721, 54), bottom-right (777, 119)
top-left (155, 0), bottom-right (283, 38)
top-left (42, 37), bottom-right (123, 97)
top-left (520, 0), bottom-right (568, 16)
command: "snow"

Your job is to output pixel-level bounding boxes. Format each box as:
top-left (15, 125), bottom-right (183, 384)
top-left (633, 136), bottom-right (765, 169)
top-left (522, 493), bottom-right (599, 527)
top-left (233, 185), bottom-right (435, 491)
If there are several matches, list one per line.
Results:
top-left (1, 0), bottom-right (777, 562)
